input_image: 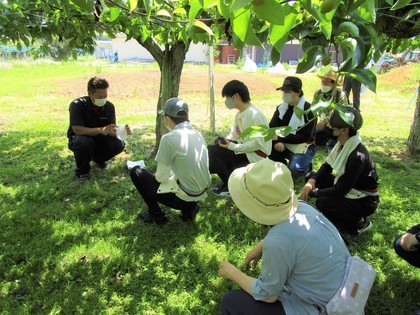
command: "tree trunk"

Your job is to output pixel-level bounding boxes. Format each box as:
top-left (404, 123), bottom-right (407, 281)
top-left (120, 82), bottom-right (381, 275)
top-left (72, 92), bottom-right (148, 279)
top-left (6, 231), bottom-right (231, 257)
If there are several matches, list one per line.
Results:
top-left (407, 84), bottom-right (420, 155)
top-left (136, 38), bottom-right (189, 154)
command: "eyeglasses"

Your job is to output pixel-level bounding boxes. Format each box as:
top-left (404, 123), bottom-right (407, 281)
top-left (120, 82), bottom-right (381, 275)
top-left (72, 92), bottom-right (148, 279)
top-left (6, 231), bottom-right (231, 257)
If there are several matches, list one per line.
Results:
top-left (243, 175), bottom-right (291, 207)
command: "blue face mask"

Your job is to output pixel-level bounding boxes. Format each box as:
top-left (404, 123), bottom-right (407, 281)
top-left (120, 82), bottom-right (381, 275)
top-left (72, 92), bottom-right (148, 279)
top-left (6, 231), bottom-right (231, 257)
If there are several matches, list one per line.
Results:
top-left (225, 96), bottom-right (237, 109)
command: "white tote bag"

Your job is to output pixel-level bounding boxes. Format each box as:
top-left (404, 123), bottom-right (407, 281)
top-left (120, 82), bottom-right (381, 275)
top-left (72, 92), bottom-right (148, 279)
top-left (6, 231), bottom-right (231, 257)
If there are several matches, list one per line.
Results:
top-left (325, 256), bottom-right (376, 315)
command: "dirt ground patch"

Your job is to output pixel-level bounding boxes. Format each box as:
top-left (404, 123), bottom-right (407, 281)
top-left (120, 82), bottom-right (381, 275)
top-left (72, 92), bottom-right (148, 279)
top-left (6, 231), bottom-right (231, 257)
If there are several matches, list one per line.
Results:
top-left (54, 66), bottom-right (308, 100)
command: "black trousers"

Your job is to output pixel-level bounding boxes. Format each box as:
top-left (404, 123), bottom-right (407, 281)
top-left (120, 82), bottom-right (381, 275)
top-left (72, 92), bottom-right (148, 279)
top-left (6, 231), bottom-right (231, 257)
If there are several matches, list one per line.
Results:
top-left (315, 173), bottom-right (379, 235)
top-left (68, 135), bottom-right (124, 176)
top-left (394, 235), bottom-right (420, 268)
top-left (220, 290), bottom-right (286, 315)
top-left (343, 76), bottom-right (361, 110)
top-left (130, 167), bottom-right (197, 218)
top-left (208, 144), bottom-right (249, 187)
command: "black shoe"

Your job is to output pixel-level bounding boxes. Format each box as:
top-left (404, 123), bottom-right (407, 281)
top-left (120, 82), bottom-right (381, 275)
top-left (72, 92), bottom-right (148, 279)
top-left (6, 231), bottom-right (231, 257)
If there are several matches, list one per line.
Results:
top-left (137, 211), bottom-right (168, 225)
top-left (356, 218), bottom-right (373, 235)
top-left (77, 173), bottom-right (90, 180)
top-left (212, 186), bottom-right (230, 197)
top-left (96, 161), bottom-right (108, 169)
top-left (181, 205), bottom-right (199, 222)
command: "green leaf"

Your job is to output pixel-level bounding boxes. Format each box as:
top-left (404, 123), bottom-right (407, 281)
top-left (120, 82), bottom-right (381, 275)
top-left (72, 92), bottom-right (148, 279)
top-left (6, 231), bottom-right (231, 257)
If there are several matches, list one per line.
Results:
top-left (156, 9), bottom-right (172, 18)
top-left (232, 7), bottom-right (250, 42)
top-left (338, 38), bottom-right (357, 72)
top-left (71, 0), bottom-right (92, 12)
top-left (252, 0), bottom-right (284, 25)
top-left (296, 46), bottom-right (323, 73)
top-left (129, 0), bottom-right (138, 12)
top-left (174, 8), bottom-right (187, 15)
top-left (274, 126), bottom-right (293, 138)
top-left (142, 0), bottom-right (153, 15)
top-left (109, 7), bottom-right (121, 22)
top-left (270, 4), bottom-right (298, 52)
top-left (355, 0), bottom-right (375, 23)
top-left (343, 69), bottom-right (376, 93)
top-left (217, 0), bottom-right (230, 18)
top-left (402, 8), bottom-right (420, 20)
top-left (271, 48), bottom-right (280, 65)
top-left (337, 21), bottom-right (360, 38)
top-left (391, 0), bottom-right (412, 10)
top-left (194, 20), bottom-right (214, 36)
top-left (189, 0), bottom-right (203, 21)
top-left (232, 0), bottom-right (251, 11)
top-left (239, 125), bottom-right (270, 139)
top-left (293, 106), bottom-right (304, 120)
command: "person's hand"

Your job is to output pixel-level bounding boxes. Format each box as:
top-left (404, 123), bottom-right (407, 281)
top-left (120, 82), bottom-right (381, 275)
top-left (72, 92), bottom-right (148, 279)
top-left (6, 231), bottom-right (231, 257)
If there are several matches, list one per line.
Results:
top-left (100, 124), bottom-right (117, 136)
top-left (244, 246), bottom-right (263, 271)
top-left (218, 261), bottom-right (237, 280)
top-left (218, 138), bottom-right (230, 149)
top-left (316, 121), bottom-right (325, 129)
top-left (125, 124), bottom-right (132, 136)
top-left (300, 179), bottom-right (315, 201)
top-left (274, 142), bottom-right (285, 152)
top-left (400, 233), bottom-right (420, 251)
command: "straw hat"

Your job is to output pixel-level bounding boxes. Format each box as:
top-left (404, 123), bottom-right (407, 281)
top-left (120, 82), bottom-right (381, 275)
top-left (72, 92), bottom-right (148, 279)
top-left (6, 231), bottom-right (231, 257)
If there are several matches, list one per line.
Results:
top-left (228, 159), bottom-right (298, 225)
top-left (317, 70), bottom-right (341, 85)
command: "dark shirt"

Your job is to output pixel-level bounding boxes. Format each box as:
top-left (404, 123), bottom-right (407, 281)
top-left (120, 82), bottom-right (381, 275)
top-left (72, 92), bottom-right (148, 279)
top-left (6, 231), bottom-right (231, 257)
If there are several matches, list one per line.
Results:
top-left (269, 100), bottom-right (316, 144)
top-left (408, 223), bottom-right (420, 236)
top-left (310, 142), bottom-right (379, 197)
top-left (67, 96), bottom-right (116, 140)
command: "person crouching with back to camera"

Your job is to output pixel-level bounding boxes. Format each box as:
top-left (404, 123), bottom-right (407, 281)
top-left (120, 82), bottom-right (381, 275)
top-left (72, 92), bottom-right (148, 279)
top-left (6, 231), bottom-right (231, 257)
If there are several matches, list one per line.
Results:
top-left (218, 158), bottom-right (350, 315)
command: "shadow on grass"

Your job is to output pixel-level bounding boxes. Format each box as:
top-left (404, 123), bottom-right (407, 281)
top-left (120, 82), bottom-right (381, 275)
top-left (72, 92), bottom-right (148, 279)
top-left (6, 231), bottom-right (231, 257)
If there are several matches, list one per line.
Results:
top-left (0, 130), bottom-right (419, 314)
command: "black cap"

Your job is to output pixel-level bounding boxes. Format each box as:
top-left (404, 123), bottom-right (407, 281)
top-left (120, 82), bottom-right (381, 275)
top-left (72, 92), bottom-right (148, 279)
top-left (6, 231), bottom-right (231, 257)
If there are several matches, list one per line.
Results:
top-left (159, 98), bottom-right (189, 118)
top-left (329, 107), bottom-right (363, 131)
top-left (276, 76), bottom-right (302, 91)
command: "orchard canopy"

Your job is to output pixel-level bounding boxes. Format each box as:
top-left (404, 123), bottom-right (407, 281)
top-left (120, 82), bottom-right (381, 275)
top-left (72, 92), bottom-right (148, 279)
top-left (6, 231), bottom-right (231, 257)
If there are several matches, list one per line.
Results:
top-left (1, 0), bottom-right (419, 145)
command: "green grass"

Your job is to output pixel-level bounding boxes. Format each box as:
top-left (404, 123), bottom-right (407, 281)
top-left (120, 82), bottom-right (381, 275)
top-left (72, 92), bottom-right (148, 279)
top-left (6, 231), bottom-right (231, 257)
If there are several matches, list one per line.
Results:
top-left (0, 58), bottom-right (419, 314)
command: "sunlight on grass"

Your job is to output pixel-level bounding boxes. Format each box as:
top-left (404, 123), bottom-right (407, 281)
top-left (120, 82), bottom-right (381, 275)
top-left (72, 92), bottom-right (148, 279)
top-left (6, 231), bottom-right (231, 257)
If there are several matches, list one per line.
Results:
top-left (0, 60), bottom-right (419, 314)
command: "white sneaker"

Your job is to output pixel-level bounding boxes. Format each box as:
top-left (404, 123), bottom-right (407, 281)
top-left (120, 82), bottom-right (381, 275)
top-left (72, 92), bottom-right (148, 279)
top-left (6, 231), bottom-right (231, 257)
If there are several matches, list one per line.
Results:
top-left (126, 160), bottom-right (146, 170)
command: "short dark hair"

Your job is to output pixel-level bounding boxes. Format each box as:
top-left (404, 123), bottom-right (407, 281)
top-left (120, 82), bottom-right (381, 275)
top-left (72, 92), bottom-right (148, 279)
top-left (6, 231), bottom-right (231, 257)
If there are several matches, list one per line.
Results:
top-left (221, 80), bottom-right (251, 102)
top-left (165, 114), bottom-right (189, 125)
top-left (87, 77), bottom-right (109, 93)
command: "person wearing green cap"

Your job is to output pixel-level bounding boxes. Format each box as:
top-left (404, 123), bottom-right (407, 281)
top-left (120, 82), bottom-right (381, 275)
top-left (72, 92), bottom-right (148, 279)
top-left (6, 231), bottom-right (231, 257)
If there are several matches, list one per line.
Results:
top-left (130, 97), bottom-right (211, 225)
top-left (300, 107), bottom-right (379, 236)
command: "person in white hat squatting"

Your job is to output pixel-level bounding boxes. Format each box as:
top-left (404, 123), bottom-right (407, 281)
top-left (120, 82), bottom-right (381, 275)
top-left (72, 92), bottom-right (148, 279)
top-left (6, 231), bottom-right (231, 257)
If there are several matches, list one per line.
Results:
top-left (314, 70), bottom-right (350, 152)
top-left (218, 158), bottom-right (350, 315)
top-left (268, 76), bottom-right (317, 179)
top-left (300, 107), bottom-right (379, 236)
top-left (130, 97), bottom-right (211, 225)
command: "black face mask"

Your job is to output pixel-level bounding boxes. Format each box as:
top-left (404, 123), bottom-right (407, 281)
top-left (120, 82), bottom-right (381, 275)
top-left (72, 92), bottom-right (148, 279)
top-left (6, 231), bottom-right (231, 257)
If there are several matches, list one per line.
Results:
top-left (323, 125), bottom-right (334, 138)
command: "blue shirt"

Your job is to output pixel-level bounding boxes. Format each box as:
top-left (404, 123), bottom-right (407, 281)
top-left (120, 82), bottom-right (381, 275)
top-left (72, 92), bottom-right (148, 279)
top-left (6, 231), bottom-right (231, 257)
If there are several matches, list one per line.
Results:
top-left (251, 202), bottom-right (350, 315)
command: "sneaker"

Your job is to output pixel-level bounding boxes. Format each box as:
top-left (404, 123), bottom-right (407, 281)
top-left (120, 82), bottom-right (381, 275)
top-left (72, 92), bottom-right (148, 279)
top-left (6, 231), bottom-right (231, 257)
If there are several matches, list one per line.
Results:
top-left (357, 219), bottom-right (373, 235)
top-left (181, 205), bottom-right (199, 222)
top-left (137, 211), bottom-right (168, 225)
top-left (212, 187), bottom-right (230, 197)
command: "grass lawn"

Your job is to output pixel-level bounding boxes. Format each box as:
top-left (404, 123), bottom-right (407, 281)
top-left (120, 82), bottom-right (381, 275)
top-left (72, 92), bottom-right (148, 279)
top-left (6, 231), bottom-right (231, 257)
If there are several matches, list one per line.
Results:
top-left (0, 58), bottom-right (419, 314)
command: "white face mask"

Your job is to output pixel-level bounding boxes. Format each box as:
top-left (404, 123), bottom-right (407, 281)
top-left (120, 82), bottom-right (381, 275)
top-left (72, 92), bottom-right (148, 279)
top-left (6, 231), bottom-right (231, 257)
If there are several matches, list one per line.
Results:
top-left (282, 93), bottom-right (294, 104)
top-left (321, 85), bottom-right (332, 93)
top-left (93, 98), bottom-right (107, 107)
top-left (225, 96), bottom-right (237, 109)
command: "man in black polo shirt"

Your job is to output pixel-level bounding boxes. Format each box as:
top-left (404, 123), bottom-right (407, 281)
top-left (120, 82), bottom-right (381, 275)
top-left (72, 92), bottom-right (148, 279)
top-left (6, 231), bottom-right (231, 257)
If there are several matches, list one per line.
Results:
top-left (67, 77), bottom-right (131, 179)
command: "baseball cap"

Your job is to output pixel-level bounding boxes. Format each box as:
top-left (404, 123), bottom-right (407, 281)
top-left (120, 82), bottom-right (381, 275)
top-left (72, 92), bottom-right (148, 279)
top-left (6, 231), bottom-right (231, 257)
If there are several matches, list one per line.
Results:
top-left (159, 98), bottom-right (189, 118)
top-left (276, 76), bottom-right (302, 91)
